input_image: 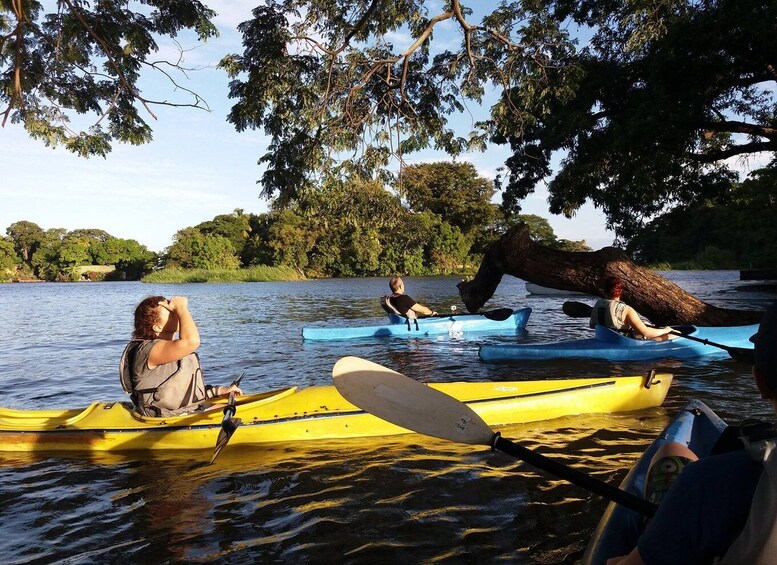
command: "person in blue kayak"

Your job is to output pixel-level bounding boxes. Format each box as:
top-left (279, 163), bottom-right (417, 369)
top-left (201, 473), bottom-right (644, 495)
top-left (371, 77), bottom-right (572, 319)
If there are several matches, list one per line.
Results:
top-left (590, 276), bottom-right (675, 341)
top-left (607, 301), bottom-right (777, 564)
top-left (119, 295), bottom-right (243, 417)
top-left (382, 276), bottom-right (438, 318)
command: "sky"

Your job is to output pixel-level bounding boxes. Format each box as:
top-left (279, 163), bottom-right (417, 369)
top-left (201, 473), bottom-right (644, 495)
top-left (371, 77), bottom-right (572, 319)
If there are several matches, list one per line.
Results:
top-left (1, 1), bottom-right (618, 253)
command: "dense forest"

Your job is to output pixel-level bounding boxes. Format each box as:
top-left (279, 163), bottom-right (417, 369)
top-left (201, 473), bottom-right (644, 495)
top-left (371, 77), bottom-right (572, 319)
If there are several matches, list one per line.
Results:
top-left (3, 2), bottom-right (775, 287)
top-left (626, 168), bottom-right (777, 269)
top-left (1, 163), bottom-right (589, 282)
top-left (5, 159), bottom-right (774, 284)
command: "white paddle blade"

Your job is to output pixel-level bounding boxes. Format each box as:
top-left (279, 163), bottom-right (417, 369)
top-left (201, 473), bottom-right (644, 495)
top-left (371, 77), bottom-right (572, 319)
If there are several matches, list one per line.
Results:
top-left (332, 356), bottom-right (495, 445)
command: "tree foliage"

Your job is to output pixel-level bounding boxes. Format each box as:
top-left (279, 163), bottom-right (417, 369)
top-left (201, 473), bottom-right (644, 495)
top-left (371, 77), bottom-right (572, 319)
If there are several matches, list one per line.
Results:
top-left (4, 222), bottom-right (156, 281)
top-left (626, 168), bottom-right (777, 268)
top-left (7, 1), bottom-right (774, 243)
top-left (0, 237), bottom-right (17, 281)
top-left (2, 159), bottom-right (590, 282)
top-left (498, 0), bottom-right (777, 239)
top-left (6, 220), bottom-right (45, 262)
top-left (399, 162), bottom-right (499, 237)
top-left (194, 210), bottom-right (252, 262)
top-left (1, 0), bottom-right (217, 156)
top-left (165, 228), bottom-right (241, 270)
top-left (157, 166), bottom-right (585, 277)
top-left (221, 0), bottom-right (776, 238)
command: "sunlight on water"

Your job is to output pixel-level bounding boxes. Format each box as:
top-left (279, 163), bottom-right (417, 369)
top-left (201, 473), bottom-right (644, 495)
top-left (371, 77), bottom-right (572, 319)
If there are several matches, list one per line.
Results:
top-left (0, 273), bottom-right (772, 562)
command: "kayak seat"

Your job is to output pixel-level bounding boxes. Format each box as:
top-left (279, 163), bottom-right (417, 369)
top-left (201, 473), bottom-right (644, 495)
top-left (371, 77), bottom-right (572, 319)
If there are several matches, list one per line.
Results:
top-left (381, 295), bottom-right (419, 330)
top-left (380, 295), bottom-right (397, 317)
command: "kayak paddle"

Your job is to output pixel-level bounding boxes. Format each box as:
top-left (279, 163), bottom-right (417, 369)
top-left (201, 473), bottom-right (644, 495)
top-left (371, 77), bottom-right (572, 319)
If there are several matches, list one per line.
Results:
top-left (332, 356), bottom-right (658, 517)
top-left (482, 308), bottom-right (515, 321)
top-left (562, 300), bottom-right (595, 319)
top-left (430, 307), bottom-right (515, 322)
top-left (665, 328), bottom-right (755, 363)
top-left (561, 301), bottom-right (755, 362)
top-left (209, 372), bottom-right (246, 464)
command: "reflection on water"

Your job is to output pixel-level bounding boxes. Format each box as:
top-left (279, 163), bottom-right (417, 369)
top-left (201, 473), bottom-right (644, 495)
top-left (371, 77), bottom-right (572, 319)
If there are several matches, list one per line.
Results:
top-left (0, 413), bottom-right (669, 563)
top-left (0, 273), bottom-right (772, 562)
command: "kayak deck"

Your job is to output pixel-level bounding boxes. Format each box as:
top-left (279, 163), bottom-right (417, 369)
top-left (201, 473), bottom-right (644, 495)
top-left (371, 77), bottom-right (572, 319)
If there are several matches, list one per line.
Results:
top-left (0, 373), bottom-right (672, 453)
top-left (479, 323), bottom-right (757, 362)
top-left (302, 308), bottom-right (531, 341)
top-left (581, 400), bottom-right (727, 564)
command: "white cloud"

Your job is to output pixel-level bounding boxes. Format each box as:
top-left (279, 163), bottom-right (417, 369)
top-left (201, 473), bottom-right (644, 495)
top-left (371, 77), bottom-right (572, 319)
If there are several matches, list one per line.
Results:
top-left (211, 1), bottom-right (257, 30)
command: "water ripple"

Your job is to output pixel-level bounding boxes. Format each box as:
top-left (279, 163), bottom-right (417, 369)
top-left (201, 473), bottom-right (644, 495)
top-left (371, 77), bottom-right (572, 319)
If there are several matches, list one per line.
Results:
top-left (0, 275), bottom-right (772, 562)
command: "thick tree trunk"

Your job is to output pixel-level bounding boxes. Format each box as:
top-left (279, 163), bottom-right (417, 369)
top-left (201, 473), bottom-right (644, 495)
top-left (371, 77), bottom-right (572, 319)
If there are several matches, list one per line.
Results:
top-left (458, 224), bottom-right (762, 326)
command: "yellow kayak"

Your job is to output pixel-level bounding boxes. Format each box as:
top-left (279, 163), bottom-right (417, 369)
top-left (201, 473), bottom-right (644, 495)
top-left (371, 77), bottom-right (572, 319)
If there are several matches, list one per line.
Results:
top-left (0, 373), bottom-right (672, 452)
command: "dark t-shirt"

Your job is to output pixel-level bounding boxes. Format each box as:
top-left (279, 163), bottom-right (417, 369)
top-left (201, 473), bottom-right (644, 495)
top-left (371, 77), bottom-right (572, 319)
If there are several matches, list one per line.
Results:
top-left (390, 294), bottom-right (417, 316)
top-left (637, 449), bottom-right (762, 564)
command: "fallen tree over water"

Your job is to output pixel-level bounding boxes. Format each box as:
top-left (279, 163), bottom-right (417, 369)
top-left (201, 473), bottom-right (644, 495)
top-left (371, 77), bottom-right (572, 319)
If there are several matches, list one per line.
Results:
top-left (458, 224), bottom-right (763, 326)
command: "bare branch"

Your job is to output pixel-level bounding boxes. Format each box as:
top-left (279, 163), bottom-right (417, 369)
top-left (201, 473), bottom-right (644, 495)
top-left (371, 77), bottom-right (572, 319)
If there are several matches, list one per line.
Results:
top-left (704, 119), bottom-right (777, 140)
top-left (688, 141), bottom-right (777, 162)
top-left (340, 0), bottom-right (383, 51)
top-left (60, 0), bottom-right (158, 120)
top-left (451, 0), bottom-right (476, 74)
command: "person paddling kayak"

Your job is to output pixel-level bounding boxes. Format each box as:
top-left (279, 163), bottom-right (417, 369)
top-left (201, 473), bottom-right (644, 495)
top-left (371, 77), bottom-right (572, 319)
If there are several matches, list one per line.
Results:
top-left (607, 301), bottom-right (777, 565)
top-left (119, 296), bottom-right (243, 417)
top-left (382, 276), bottom-right (438, 318)
top-left (590, 276), bottom-right (675, 341)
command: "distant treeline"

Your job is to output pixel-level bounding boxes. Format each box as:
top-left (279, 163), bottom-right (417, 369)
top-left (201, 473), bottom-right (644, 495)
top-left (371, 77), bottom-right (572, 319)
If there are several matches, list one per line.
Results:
top-left (1, 163), bottom-right (589, 282)
top-left (4, 160), bottom-right (773, 283)
top-left (626, 168), bottom-right (777, 269)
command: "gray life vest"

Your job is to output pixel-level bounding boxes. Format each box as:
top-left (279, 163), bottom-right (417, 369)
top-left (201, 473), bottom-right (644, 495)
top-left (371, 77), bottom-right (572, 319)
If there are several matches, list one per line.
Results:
top-left (119, 339), bottom-right (207, 417)
top-left (589, 298), bottom-right (628, 330)
top-left (716, 433), bottom-right (777, 564)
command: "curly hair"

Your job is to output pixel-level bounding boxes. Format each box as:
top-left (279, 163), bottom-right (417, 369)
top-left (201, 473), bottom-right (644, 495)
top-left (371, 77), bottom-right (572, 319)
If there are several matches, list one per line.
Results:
top-left (602, 276), bottom-right (623, 299)
top-left (133, 296), bottom-right (166, 340)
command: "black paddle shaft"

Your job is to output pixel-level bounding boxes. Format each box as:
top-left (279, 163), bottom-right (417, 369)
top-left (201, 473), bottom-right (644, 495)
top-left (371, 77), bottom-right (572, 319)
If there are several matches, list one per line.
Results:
top-left (429, 308), bottom-right (514, 322)
top-left (492, 434), bottom-right (657, 517)
top-left (667, 330), bottom-right (755, 363)
top-left (209, 393), bottom-right (242, 465)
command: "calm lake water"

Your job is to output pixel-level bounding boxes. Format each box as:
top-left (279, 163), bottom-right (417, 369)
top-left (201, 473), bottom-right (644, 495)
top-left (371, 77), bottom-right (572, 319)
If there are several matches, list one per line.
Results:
top-left (0, 273), bottom-right (773, 563)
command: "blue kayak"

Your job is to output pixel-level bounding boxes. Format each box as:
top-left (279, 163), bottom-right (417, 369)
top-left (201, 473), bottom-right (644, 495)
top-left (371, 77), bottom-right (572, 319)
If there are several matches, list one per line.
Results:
top-left (302, 308), bottom-right (531, 341)
top-left (478, 323), bottom-right (757, 362)
top-left (582, 400), bottom-right (727, 564)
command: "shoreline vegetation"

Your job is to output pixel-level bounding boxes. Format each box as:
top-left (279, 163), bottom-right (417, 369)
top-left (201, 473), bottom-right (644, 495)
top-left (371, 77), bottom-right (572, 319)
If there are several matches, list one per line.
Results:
top-left (0, 262), bottom-right (764, 284)
top-left (4, 264), bottom-right (762, 286)
top-left (5, 167), bottom-right (775, 285)
top-left (141, 266), bottom-right (307, 283)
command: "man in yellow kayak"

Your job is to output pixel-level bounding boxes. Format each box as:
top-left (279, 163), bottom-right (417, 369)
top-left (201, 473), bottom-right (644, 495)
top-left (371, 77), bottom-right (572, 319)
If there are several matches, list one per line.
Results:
top-left (607, 301), bottom-right (777, 564)
top-left (120, 296), bottom-right (243, 416)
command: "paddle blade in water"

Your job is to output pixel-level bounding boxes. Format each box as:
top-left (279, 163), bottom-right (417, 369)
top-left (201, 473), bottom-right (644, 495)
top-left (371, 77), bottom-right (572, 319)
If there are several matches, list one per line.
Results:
top-left (332, 356), bottom-right (494, 445)
top-left (482, 308), bottom-right (514, 321)
top-left (209, 417), bottom-right (242, 464)
top-left (728, 347), bottom-right (755, 364)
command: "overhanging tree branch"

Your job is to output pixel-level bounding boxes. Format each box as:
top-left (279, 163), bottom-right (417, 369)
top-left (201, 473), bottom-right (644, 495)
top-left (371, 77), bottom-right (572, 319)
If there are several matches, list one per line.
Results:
top-left (688, 141), bottom-right (777, 162)
top-left (703, 119), bottom-right (777, 140)
top-left (1, 0), bottom-right (217, 152)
